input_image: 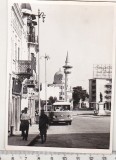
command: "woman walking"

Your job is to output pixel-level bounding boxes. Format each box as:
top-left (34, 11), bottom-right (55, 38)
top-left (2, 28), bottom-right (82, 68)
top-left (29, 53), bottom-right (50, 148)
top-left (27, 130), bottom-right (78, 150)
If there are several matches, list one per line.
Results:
top-left (21, 107), bottom-right (31, 141)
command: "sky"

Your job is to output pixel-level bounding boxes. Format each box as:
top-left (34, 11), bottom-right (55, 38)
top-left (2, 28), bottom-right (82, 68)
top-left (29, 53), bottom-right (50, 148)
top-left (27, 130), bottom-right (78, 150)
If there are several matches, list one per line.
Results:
top-left (30, 2), bottom-right (114, 92)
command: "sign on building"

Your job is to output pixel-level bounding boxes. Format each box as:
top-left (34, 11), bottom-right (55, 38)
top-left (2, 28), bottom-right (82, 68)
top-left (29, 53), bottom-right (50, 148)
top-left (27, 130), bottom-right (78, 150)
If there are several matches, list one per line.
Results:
top-left (93, 64), bottom-right (112, 79)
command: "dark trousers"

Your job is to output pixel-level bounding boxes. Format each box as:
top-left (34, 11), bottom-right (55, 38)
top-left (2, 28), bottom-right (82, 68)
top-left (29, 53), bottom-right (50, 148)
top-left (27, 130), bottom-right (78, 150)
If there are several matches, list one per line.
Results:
top-left (22, 120), bottom-right (29, 140)
top-left (40, 128), bottom-right (47, 143)
top-left (22, 128), bottom-right (29, 140)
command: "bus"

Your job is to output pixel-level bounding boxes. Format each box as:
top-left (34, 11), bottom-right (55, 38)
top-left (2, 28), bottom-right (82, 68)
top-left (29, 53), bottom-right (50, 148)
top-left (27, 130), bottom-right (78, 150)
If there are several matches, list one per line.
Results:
top-left (46, 101), bottom-right (73, 125)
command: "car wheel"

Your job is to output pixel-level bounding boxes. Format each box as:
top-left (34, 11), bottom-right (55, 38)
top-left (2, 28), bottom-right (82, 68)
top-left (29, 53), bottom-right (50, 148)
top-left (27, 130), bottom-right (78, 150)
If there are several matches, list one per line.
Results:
top-left (69, 121), bottom-right (72, 125)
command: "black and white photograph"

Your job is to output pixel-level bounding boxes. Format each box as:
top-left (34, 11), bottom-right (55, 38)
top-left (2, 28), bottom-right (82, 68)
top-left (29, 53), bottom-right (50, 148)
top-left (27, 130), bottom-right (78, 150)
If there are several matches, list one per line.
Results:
top-left (6, 1), bottom-right (115, 153)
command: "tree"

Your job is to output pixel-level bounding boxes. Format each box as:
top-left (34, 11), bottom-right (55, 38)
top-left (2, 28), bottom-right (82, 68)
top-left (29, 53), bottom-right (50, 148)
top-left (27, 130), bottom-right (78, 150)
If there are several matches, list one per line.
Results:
top-left (73, 86), bottom-right (89, 106)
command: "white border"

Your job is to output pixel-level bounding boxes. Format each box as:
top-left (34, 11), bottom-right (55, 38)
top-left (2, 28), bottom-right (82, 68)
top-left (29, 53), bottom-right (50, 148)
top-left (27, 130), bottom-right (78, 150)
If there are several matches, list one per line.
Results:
top-left (5, 0), bottom-right (116, 154)
top-left (0, 0), bottom-right (7, 150)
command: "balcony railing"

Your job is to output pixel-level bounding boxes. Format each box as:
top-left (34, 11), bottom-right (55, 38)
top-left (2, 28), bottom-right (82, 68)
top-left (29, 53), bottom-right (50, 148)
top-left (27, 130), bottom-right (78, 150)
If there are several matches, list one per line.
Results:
top-left (16, 60), bottom-right (32, 77)
top-left (27, 34), bottom-right (38, 44)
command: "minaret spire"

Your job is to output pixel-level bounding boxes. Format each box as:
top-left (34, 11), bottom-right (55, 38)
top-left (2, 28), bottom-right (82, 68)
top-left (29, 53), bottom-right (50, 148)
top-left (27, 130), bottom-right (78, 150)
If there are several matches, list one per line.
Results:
top-left (65, 51), bottom-right (69, 64)
top-left (63, 51), bottom-right (72, 102)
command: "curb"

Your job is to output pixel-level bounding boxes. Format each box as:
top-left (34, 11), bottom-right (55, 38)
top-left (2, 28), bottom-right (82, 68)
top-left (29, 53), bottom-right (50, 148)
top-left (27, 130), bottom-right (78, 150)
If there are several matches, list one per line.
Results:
top-left (27, 134), bottom-right (40, 146)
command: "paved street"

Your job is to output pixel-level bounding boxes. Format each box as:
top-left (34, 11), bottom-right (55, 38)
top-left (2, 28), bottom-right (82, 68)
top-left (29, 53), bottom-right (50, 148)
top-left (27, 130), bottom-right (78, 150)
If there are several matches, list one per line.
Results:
top-left (33, 115), bottom-right (110, 149)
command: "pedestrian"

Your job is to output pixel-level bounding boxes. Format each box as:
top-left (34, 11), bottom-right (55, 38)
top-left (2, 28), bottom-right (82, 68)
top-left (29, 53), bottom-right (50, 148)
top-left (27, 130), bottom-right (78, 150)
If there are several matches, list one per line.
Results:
top-left (39, 110), bottom-right (49, 144)
top-left (20, 110), bottom-right (24, 136)
top-left (21, 107), bottom-right (31, 141)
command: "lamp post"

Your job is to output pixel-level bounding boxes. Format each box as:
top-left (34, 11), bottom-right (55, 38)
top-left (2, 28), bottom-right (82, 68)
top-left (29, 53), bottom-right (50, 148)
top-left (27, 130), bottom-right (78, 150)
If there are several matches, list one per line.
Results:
top-left (37, 9), bottom-right (46, 116)
top-left (39, 54), bottom-right (50, 111)
top-left (44, 54), bottom-right (50, 111)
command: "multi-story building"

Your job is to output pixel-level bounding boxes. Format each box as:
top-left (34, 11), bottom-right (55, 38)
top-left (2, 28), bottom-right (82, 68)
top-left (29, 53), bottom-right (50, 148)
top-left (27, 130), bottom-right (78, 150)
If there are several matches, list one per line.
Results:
top-left (20, 3), bottom-right (37, 124)
top-left (89, 78), bottom-right (112, 110)
top-left (8, 3), bottom-right (25, 135)
top-left (89, 64), bottom-right (112, 111)
top-left (8, 3), bottom-right (38, 135)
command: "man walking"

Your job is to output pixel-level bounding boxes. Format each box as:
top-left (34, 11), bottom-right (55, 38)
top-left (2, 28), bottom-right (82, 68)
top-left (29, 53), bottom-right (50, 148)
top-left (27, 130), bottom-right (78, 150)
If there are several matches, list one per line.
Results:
top-left (39, 110), bottom-right (49, 144)
top-left (21, 107), bottom-right (31, 141)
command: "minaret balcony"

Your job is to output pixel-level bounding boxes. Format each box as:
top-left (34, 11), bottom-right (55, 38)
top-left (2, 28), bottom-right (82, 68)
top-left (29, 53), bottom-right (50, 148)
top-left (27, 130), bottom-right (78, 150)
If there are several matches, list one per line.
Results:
top-left (63, 65), bottom-right (72, 69)
top-left (64, 71), bottom-right (71, 74)
top-left (64, 68), bottom-right (72, 74)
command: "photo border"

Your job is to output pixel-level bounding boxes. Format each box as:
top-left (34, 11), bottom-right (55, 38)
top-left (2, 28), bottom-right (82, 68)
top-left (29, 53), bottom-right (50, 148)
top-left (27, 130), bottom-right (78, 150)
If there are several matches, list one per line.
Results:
top-left (5, 0), bottom-right (116, 154)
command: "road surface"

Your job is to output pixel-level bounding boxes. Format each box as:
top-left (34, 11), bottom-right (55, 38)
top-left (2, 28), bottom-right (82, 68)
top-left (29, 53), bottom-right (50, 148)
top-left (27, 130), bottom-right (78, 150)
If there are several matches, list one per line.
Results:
top-left (33, 115), bottom-right (110, 149)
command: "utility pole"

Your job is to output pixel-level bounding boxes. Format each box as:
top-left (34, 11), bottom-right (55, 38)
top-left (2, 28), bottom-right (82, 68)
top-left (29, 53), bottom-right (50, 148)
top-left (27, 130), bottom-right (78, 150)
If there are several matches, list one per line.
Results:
top-left (37, 9), bottom-right (46, 115)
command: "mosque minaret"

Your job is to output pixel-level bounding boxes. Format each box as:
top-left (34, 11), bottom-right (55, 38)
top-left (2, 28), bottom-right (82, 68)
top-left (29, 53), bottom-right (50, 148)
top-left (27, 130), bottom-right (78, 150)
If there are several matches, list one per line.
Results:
top-left (63, 52), bottom-right (73, 102)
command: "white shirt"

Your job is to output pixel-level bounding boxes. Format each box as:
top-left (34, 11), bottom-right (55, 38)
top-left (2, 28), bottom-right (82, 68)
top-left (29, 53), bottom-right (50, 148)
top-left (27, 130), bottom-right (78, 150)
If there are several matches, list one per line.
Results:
top-left (21, 113), bottom-right (30, 120)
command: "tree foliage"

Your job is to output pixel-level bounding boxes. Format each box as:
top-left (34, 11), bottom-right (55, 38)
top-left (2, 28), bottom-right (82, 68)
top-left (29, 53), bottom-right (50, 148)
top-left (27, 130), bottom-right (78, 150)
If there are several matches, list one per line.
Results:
top-left (73, 86), bottom-right (89, 105)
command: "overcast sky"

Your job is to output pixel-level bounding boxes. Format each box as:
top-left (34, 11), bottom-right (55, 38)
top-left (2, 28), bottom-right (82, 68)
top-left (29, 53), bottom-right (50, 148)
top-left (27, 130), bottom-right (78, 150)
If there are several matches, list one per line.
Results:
top-left (30, 2), bottom-right (114, 91)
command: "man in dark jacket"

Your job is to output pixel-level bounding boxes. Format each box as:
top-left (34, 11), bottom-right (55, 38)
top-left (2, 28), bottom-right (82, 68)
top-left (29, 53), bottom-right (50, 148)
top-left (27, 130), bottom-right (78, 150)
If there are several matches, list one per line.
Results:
top-left (39, 110), bottom-right (49, 144)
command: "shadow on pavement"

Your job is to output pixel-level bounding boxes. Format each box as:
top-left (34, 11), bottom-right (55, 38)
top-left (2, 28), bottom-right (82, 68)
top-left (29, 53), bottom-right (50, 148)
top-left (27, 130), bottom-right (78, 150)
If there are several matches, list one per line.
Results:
top-left (49, 123), bottom-right (68, 126)
top-left (33, 133), bottom-right (110, 149)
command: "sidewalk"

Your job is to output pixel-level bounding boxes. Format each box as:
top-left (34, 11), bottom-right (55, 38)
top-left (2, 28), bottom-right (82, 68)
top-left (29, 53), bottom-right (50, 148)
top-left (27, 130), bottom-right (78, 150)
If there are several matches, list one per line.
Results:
top-left (8, 124), bottom-right (39, 146)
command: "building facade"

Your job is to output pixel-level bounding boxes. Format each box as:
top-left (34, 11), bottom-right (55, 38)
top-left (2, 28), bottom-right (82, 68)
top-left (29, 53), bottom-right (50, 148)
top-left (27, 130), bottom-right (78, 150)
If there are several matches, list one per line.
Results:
top-left (89, 78), bottom-right (112, 110)
top-left (8, 3), bottom-right (38, 135)
top-left (21, 3), bottom-right (37, 124)
top-left (8, 3), bottom-right (25, 135)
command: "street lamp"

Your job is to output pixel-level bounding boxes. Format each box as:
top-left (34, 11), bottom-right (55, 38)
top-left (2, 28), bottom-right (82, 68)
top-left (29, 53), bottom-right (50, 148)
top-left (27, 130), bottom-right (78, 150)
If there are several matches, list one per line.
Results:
top-left (37, 9), bottom-right (46, 116)
top-left (38, 10), bottom-right (46, 22)
top-left (44, 54), bottom-right (50, 111)
top-left (40, 54), bottom-right (50, 111)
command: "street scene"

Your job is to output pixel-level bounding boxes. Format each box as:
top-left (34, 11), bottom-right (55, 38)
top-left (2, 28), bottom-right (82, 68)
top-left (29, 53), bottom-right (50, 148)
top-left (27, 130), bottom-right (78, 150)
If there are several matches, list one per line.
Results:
top-left (8, 112), bottom-right (110, 149)
top-left (7, 2), bottom-right (113, 151)
top-left (33, 113), bottom-right (110, 148)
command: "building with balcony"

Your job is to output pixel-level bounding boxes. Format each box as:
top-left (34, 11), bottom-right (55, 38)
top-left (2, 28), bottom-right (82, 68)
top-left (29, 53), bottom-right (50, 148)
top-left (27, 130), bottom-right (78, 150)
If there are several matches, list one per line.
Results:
top-left (8, 3), bottom-right (25, 135)
top-left (8, 3), bottom-right (38, 135)
top-left (89, 78), bottom-right (112, 110)
top-left (20, 3), bottom-right (38, 124)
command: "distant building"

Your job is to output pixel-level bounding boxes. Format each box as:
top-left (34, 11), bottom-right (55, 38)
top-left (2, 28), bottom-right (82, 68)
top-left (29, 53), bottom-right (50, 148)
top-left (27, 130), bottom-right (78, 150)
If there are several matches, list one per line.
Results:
top-left (89, 64), bottom-right (112, 110)
top-left (38, 69), bottom-right (64, 102)
top-left (89, 78), bottom-right (112, 110)
top-left (52, 69), bottom-right (65, 100)
top-left (39, 66), bottom-right (72, 102)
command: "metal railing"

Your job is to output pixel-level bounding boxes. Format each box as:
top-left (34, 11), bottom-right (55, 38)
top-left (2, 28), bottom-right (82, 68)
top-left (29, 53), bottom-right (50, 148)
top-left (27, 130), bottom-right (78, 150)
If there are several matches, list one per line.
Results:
top-left (27, 34), bottom-right (38, 44)
top-left (16, 60), bottom-right (32, 75)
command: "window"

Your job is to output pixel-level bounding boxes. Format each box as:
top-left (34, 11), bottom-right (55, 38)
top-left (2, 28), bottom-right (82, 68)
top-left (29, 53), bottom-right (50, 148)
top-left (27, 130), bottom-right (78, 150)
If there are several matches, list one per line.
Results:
top-left (92, 86), bottom-right (96, 90)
